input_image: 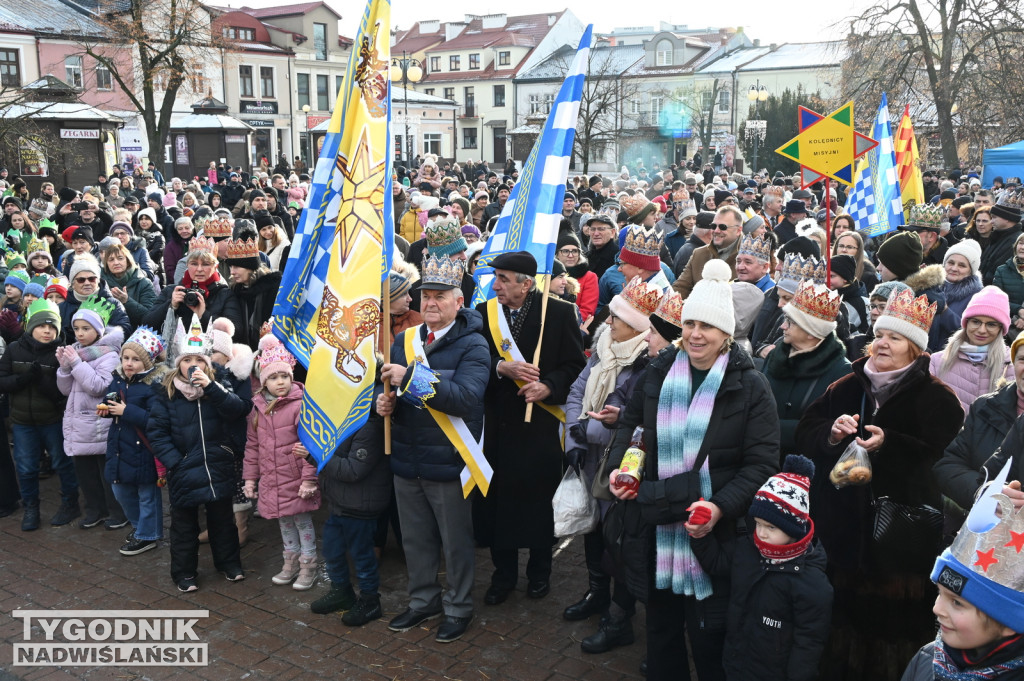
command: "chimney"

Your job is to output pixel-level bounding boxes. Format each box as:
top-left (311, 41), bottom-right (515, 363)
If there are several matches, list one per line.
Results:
top-left (480, 14), bottom-right (507, 29)
top-left (419, 19), bottom-right (440, 34)
top-left (548, 14), bottom-right (556, 26)
top-left (753, 38), bottom-right (760, 47)
top-left (445, 22), bottom-right (467, 41)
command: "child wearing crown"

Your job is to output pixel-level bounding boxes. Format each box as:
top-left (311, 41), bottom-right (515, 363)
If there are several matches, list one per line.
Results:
top-left (101, 326), bottom-right (168, 556)
top-left (147, 314), bottom-right (252, 592)
top-left (55, 295), bottom-right (127, 530)
top-left (902, 461), bottom-right (1024, 680)
top-left (242, 335), bottom-right (320, 591)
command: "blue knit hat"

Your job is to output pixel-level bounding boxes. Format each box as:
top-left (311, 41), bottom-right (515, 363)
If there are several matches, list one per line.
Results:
top-left (23, 282), bottom-right (45, 299)
top-left (4, 270), bottom-right (29, 293)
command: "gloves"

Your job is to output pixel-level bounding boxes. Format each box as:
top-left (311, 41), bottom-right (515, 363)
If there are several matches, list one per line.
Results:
top-left (565, 447), bottom-right (586, 471)
top-left (568, 421), bottom-right (588, 444)
top-left (0, 309), bottom-right (21, 339)
top-left (687, 498), bottom-right (713, 526)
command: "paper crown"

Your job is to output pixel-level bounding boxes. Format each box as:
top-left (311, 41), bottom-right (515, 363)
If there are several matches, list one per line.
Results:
top-left (425, 216), bottom-right (467, 257)
top-left (174, 314), bottom-right (212, 357)
top-left (738, 234), bottom-right (772, 262)
top-left (789, 280), bottom-right (841, 323)
top-left (762, 185), bottom-right (785, 198)
top-left (124, 325), bottom-right (165, 360)
top-left (5, 251), bottom-right (25, 267)
top-left (620, 193), bottom-right (651, 218)
top-left (998, 189), bottom-right (1024, 207)
top-left (907, 203), bottom-right (946, 231)
top-left (622, 224), bottom-right (663, 258)
top-left (203, 216), bottom-right (234, 239)
top-left (931, 459), bottom-right (1024, 632)
top-left (226, 237), bottom-right (259, 261)
top-left (649, 289), bottom-right (679, 325)
top-left (37, 217), bottom-right (57, 230)
top-left (421, 254), bottom-right (465, 290)
top-left (671, 188), bottom-right (690, 203)
top-left (188, 235), bottom-right (218, 255)
top-left (881, 288), bottom-right (937, 332)
top-left (26, 237), bottom-right (50, 258)
top-left (777, 254), bottom-right (826, 293)
top-left (618, 275), bottom-right (665, 318)
top-left (78, 294), bottom-right (117, 326)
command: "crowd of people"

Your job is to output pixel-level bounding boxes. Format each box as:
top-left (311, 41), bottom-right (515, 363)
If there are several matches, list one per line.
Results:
top-left (0, 155), bottom-right (1023, 681)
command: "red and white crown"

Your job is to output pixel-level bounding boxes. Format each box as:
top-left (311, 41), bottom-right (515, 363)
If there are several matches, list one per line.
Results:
top-left (188, 235), bottom-right (218, 255)
top-left (620, 193), bottom-right (651, 218)
top-left (619, 275), bottom-right (664, 317)
top-left (203, 216), bottom-right (234, 239)
top-left (226, 237), bottom-right (259, 261)
top-left (652, 289), bottom-right (683, 328)
top-left (790, 280), bottom-right (841, 322)
top-left (881, 288), bottom-right (937, 333)
top-left (622, 224), bottom-right (663, 258)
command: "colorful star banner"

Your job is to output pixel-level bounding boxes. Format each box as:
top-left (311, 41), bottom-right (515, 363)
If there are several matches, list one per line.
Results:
top-left (775, 102), bottom-right (877, 187)
top-left (272, 0), bottom-right (393, 471)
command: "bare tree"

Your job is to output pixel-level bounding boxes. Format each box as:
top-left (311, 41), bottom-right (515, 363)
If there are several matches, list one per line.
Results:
top-left (671, 78), bottom-right (723, 166)
top-left (841, 0), bottom-right (1024, 168)
top-left (78, 0), bottom-right (224, 168)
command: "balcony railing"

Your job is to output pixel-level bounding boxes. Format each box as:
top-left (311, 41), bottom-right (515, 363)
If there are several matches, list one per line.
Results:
top-left (460, 105), bottom-right (478, 118)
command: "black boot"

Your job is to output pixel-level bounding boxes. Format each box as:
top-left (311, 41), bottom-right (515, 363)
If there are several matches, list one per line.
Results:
top-left (50, 497), bottom-right (81, 526)
top-left (580, 614), bottom-right (634, 654)
top-left (310, 583), bottom-right (356, 615)
top-left (563, 588), bottom-right (611, 621)
top-left (21, 500), bottom-right (40, 532)
top-left (341, 593), bottom-right (382, 626)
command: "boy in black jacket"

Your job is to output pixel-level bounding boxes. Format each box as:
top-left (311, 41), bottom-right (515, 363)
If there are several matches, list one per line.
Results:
top-left (0, 299), bottom-right (79, 531)
top-left (692, 455), bottom-right (832, 681)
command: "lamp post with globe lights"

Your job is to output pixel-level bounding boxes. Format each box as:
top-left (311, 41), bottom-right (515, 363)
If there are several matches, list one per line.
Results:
top-left (390, 51), bottom-right (423, 166)
top-left (746, 82), bottom-right (769, 174)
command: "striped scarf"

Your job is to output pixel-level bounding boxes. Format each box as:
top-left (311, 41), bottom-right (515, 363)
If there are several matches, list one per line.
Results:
top-left (934, 633), bottom-right (1024, 680)
top-left (655, 349), bottom-right (728, 599)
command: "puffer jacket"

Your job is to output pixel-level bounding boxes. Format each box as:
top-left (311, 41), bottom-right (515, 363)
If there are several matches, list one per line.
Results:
top-left (148, 367), bottom-right (252, 508)
top-left (102, 266), bottom-right (158, 328)
top-left (929, 344), bottom-right (1012, 414)
top-left (608, 344), bottom-right (781, 603)
top-left (388, 308), bottom-right (490, 482)
top-left (994, 257), bottom-right (1024, 318)
top-left (104, 365), bottom-right (168, 485)
top-left (935, 384), bottom-right (1017, 511)
top-left (692, 535), bottom-right (833, 681)
top-left (320, 415), bottom-right (392, 519)
top-left (57, 328), bottom-right (123, 456)
top-left (242, 381), bottom-right (319, 519)
top-left (0, 333), bottom-right (65, 425)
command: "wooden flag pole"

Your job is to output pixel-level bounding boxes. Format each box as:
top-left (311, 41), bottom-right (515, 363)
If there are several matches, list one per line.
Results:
top-left (524, 274), bottom-right (550, 423)
top-left (381, 285), bottom-right (392, 454)
top-left (824, 178), bottom-right (832, 282)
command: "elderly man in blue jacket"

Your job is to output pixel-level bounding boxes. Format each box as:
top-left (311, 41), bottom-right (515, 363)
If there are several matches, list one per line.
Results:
top-left (376, 255), bottom-right (490, 645)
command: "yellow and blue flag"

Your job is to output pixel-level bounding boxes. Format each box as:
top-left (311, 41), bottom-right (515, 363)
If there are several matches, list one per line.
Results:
top-left (472, 25), bottom-right (594, 305)
top-left (272, 0), bottom-right (393, 470)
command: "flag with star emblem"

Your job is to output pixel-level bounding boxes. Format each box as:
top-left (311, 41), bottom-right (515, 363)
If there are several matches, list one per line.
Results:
top-left (472, 25), bottom-right (594, 306)
top-left (272, 0), bottom-right (393, 471)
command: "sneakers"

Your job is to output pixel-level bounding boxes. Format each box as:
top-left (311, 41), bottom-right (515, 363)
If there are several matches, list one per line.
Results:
top-left (222, 566), bottom-right (245, 582)
top-left (177, 576), bottom-right (198, 592)
top-left (436, 614), bottom-right (473, 643)
top-left (311, 583), bottom-right (356, 614)
top-left (50, 498), bottom-right (81, 526)
top-left (120, 537), bottom-right (157, 556)
top-left (105, 518), bottom-right (130, 530)
top-left (78, 513), bottom-right (106, 529)
top-left (21, 501), bottom-right (40, 532)
top-left (341, 593), bottom-right (382, 627)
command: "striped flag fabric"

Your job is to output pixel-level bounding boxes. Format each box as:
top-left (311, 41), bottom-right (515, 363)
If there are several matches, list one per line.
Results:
top-left (844, 158), bottom-right (879, 233)
top-left (894, 104), bottom-right (924, 219)
top-left (472, 25), bottom-right (594, 305)
top-left (271, 0), bottom-right (393, 470)
top-left (855, 93), bottom-right (905, 238)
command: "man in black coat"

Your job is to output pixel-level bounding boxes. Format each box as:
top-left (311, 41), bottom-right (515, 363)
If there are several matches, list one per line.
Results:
top-left (979, 201), bottom-right (1023, 286)
top-left (474, 251), bottom-right (586, 605)
top-left (585, 215), bottom-right (619, 279)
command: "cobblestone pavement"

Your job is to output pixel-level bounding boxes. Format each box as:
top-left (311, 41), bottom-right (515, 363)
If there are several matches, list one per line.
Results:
top-left (0, 478), bottom-right (647, 681)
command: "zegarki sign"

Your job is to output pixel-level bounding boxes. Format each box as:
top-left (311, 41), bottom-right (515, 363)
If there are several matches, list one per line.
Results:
top-left (61, 129), bottom-right (100, 139)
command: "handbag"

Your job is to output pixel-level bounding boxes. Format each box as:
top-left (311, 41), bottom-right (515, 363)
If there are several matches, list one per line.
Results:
top-left (870, 496), bottom-right (943, 574)
top-left (590, 442), bottom-right (616, 502)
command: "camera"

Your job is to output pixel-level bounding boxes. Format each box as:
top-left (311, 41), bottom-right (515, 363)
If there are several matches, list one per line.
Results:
top-left (184, 283), bottom-right (205, 308)
top-left (104, 392), bottom-right (122, 405)
top-left (72, 202), bottom-right (89, 211)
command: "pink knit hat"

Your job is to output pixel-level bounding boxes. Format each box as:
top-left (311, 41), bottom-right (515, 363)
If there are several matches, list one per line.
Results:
top-left (258, 334), bottom-right (296, 385)
top-left (961, 286), bottom-right (1011, 335)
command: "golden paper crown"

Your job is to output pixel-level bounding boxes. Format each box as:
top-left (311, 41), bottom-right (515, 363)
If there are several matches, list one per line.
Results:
top-left (226, 237), bottom-right (259, 261)
top-left (882, 288), bottom-right (937, 332)
top-left (999, 190), bottom-right (1024, 211)
top-left (907, 203), bottom-right (946, 231)
top-left (620, 193), bottom-right (651, 218)
top-left (652, 289), bottom-right (683, 328)
top-left (623, 224), bottom-right (663, 258)
top-left (421, 254), bottom-right (464, 289)
top-left (671, 188), bottom-right (690, 203)
top-left (188, 235), bottom-right (218, 255)
top-left (738, 234), bottom-right (772, 262)
top-left (762, 185), bottom-right (785, 198)
top-left (619, 275), bottom-right (665, 317)
top-left (203, 216), bottom-right (234, 239)
top-left (790, 280), bottom-right (842, 322)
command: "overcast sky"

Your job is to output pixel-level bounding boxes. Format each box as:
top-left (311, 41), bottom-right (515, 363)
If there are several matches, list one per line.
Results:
top-left (227, 0), bottom-right (876, 44)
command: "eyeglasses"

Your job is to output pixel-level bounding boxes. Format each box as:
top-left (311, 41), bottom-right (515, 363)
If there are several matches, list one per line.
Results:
top-left (591, 225), bottom-right (612, 232)
top-left (966, 319), bottom-right (1002, 333)
top-left (75, 276), bottom-right (98, 283)
top-left (558, 248), bottom-right (580, 256)
top-left (869, 303), bottom-right (887, 312)
top-left (710, 223), bottom-right (735, 231)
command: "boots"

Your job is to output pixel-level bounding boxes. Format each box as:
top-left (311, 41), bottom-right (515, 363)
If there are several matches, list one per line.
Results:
top-left (292, 555), bottom-right (318, 591)
top-left (341, 593), bottom-right (382, 626)
top-left (563, 569), bottom-right (611, 621)
top-left (21, 500), bottom-right (40, 532)
top-left (271, 551), bottom-right (300, 585)
top-left (311, 583), bottom-right (356, 614)
top-left (50, 497), bottom-right (81, 526)
top-left (581, 614), bottom-right (634, 654)
top-left (234, 511), bottom-right (249, 547)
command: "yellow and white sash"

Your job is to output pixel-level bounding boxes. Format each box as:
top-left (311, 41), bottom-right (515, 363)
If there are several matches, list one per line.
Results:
top-left (404, 325), bottom-right (493, 497)
top-left (485, 297), bottom-right (566, 422)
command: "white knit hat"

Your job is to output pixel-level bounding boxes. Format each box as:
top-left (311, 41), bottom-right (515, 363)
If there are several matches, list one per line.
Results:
top-left (69, 253), bottom-right (102, 282)
top-left (681, 259), bottom-right (735, 336)
top-left (943, 238), bottom-right (982, 276)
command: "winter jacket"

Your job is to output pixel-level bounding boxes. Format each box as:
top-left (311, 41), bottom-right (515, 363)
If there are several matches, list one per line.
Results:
top-left (692, 535), bottom-right (833, 681)
top-left (319, 415), bottom-right (392, 519)
top-left (901, 641), bottom-right (1024, 681)
top-left (58, 285), bottom-right (132, 346)
top-left (102, 266), bottom-right (158, 328)
top-left (994, 257), bottom-right (1024, 315)
top-left (232, 271), bottom-right (282, 350)
top-left (942, 275), bottom-right (983, 324)
top-left (566, 262), bottom-right (598, 322)
top-left (980, 224), bottom-right (1023, 286)
top-left (906, 265), bottom-right (960, 353)
top-left (141, 277), bottom-right (243, 342)
top-left (56, 328), bottom-right (123, 456)
top-left (763, 334), bottom-right (853, 457)
top-left (163, 233), bottom-right (187, 280)
top-left (673, 241), bottom-right (739, 300)
top-left (587, 240), bottom-right (619, 280)
top-left (794, 355), bottom-right (965, 573)
top-left (242, 382), bottom-right (319, 519)
top-left (0, 333), bottom-right (65, 425)
top-left (929, 344), bottom-right (1012, 413)
top-left (388, 308), bottom-right (490, 482)
top-left (213, 347), bottom-right (254, 459)
top-left (124, 236), bottom-right (154, 279)
top-left (147, 368), bottom-right (252, 508)
top-left (398, 207), bottom-right (425, 244)
top-left (673, 232), bottom-right (710, 277)
top-left (608, 344), bottom-right (780, 602)
top-left (935, 383), bottom-right (1018, 511)
top-left (104, 365), bottom-right (168, 485)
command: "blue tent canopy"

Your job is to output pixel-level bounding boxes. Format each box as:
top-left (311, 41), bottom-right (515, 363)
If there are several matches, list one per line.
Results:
top-left (982, 140), bottom-right (1024, 187)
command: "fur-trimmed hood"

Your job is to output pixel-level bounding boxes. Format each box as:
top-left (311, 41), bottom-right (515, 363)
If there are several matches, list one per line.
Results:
top-left (905, 263), bottom-right (945, 293)
top-left (223, 343), bottom-right (254, 381)
top-left (391, 253), bottom-right (421, 284)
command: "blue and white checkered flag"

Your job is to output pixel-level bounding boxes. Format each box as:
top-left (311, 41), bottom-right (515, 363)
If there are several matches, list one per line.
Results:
top-left (844, 158), bottom-right (878, 233)
top-left (472, 25), bottom-right (594, 306)
top-left (851, 93), bottom-right (904, 238)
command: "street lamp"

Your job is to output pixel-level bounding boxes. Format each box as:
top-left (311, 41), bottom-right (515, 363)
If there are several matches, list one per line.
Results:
top-left (301, 104), bottom-right (311, 165)
top-left (390, 51), bottom-right (423, 166)
top-left (746, 82), bottom-right (769, 174)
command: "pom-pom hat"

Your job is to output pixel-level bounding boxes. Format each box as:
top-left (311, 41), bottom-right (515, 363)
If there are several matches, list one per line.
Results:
top-left (122, 325), bottom-right (165, 370)
top-left (874, 288), bottom-right (937, 351)
top-left (258, 333), bottom-right (296, 384)
top-left (681, 259), bottom-right (735, 336)
top-left (608, 276), bottom-right (665, 333)
top-left (749, 455), bottom-right (815, 541)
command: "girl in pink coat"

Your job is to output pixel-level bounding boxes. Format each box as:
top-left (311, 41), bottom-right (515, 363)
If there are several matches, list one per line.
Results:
top-left (242, 335), bottom-right (320, 590)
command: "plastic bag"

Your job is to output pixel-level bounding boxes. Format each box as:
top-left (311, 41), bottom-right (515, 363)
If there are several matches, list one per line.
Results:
top-left (553, 467), bottom-right (598, 537)
top-left (829, 441), bottom-right (873, 488)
